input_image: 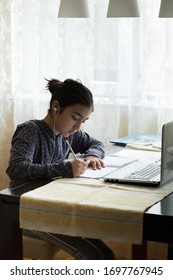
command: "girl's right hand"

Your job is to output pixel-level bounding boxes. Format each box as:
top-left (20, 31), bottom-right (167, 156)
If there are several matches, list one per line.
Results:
top-left (71, 159), bottom-right (88, 177)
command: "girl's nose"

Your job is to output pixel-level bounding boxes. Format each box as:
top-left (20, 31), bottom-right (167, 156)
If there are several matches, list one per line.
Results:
top-left (74, 122), bottom-right (81, 131)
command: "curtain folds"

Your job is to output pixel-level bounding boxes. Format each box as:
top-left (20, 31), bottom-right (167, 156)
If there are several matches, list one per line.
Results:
top-left (1, 0), bottom-right (173, 188)
top-left (0, 0), bottom-right (13, 188)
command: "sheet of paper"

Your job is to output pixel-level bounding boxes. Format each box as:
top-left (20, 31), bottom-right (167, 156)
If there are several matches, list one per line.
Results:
top-left (81, 156), bottom-right (137, 179)
top-left (81, 167), bottom-right (116, 179)
top-left (126, 144), bottom-right (161, 152)
top-left (104, 156), bottom-right (136, 167)
top-left (111, 146), bottom-right (161, 161)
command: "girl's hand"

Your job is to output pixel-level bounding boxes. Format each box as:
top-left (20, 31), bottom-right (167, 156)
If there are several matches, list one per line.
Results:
top-left (83, 156), bottom-right (105, 170)
top-left (71, 159), bottom-right (88, 177)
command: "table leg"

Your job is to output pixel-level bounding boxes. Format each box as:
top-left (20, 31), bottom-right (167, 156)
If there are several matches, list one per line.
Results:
top-left (168, 244), bottom-right (173, 260)
top-left (132, 241), bottom-right (147, 259)
top-left (0, 219), bottom-right (23, 260)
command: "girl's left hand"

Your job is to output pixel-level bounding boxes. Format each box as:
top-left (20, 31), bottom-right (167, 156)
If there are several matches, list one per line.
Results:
top-left (83, 156), bottom-right (105, 170)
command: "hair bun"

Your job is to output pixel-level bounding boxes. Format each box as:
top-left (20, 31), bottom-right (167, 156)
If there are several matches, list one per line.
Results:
top-left (46, 79), bottom-right (62, 94)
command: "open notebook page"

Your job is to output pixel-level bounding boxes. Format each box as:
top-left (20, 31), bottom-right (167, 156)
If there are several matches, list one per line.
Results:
top-left (81, 156), bottom-right (136, 179)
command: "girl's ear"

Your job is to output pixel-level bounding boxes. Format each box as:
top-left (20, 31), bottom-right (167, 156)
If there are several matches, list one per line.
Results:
top-left (53, 107), bottom-right (58, 113)
top-left (52, 100), bottom-right (60, 112)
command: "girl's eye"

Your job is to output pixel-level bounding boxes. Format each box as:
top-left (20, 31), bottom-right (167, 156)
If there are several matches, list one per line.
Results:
top-left (72, 115), bottom-right (80, 121)
top-left (72, 114), bottom-right (88, 123)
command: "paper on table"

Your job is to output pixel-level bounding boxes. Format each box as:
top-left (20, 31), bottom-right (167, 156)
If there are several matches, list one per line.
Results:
top-left (103, 155), bottom-right (136, 167)
top-left (111, 146), bottom-right (161, 161)
top-left (81, 156), bottom-right (136, 179)
top-left (152, 141), bottom-right (161, 149)
top-left (126, 144), bottom-right (161, 152)
top-left (81, 166), bottom-right (116, 179)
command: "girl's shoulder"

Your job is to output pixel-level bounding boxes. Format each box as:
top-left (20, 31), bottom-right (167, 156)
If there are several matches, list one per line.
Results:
top-left (16, 119), bottom-right (41, 131)
top-left (15, 119), bottom-right (54, 139)
top-left (13, 120), bottom-right (43, 139)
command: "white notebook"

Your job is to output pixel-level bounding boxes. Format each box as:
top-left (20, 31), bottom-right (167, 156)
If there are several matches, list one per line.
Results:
top-left (81, 156), bottom-right (136, 179)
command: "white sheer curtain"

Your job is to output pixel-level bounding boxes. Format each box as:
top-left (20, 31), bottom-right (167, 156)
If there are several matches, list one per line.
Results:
top-left (0, 0), bottom-right (14, 188)
top-left (1, 0), bottom-right (173, 188)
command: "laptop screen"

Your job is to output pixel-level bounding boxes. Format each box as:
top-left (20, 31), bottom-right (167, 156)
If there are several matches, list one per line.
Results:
top-left (161, 121), bottom-right (173, 185)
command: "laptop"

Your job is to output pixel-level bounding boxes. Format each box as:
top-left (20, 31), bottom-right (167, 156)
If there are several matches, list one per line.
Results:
top-left (104, 121), bottom-right (173, 186)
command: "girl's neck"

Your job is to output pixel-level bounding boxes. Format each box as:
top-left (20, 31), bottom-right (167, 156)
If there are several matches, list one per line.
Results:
top-left (43, 114), bottom-right (59, 135)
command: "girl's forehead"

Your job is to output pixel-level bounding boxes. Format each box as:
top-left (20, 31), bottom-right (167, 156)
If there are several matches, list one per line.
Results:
top-left (66, 104), bottom-right (92, 117)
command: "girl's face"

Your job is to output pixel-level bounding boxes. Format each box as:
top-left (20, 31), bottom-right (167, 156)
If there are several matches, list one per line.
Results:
top-left (54, 104), bottom-right (93, 137)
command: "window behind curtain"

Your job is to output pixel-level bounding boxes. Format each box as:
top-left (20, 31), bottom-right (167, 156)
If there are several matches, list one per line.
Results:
top-left (10, 0), bottom-right (173, 143)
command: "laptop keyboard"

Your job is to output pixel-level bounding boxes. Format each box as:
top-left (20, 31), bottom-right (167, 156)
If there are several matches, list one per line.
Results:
top-left (124, 162), bottom-right (160, 180)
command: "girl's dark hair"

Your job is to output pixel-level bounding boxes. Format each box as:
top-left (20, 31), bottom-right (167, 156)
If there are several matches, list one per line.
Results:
top-left (46, 78), bottom-right (94, 113)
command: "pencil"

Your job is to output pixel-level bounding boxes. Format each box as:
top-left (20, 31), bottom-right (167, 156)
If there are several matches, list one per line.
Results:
top-left (65, 139), bottom-right (77, 160)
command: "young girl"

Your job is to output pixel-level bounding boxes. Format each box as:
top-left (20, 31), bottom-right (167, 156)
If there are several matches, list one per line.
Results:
top-left (6, 78), bottom-right (115, 260)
